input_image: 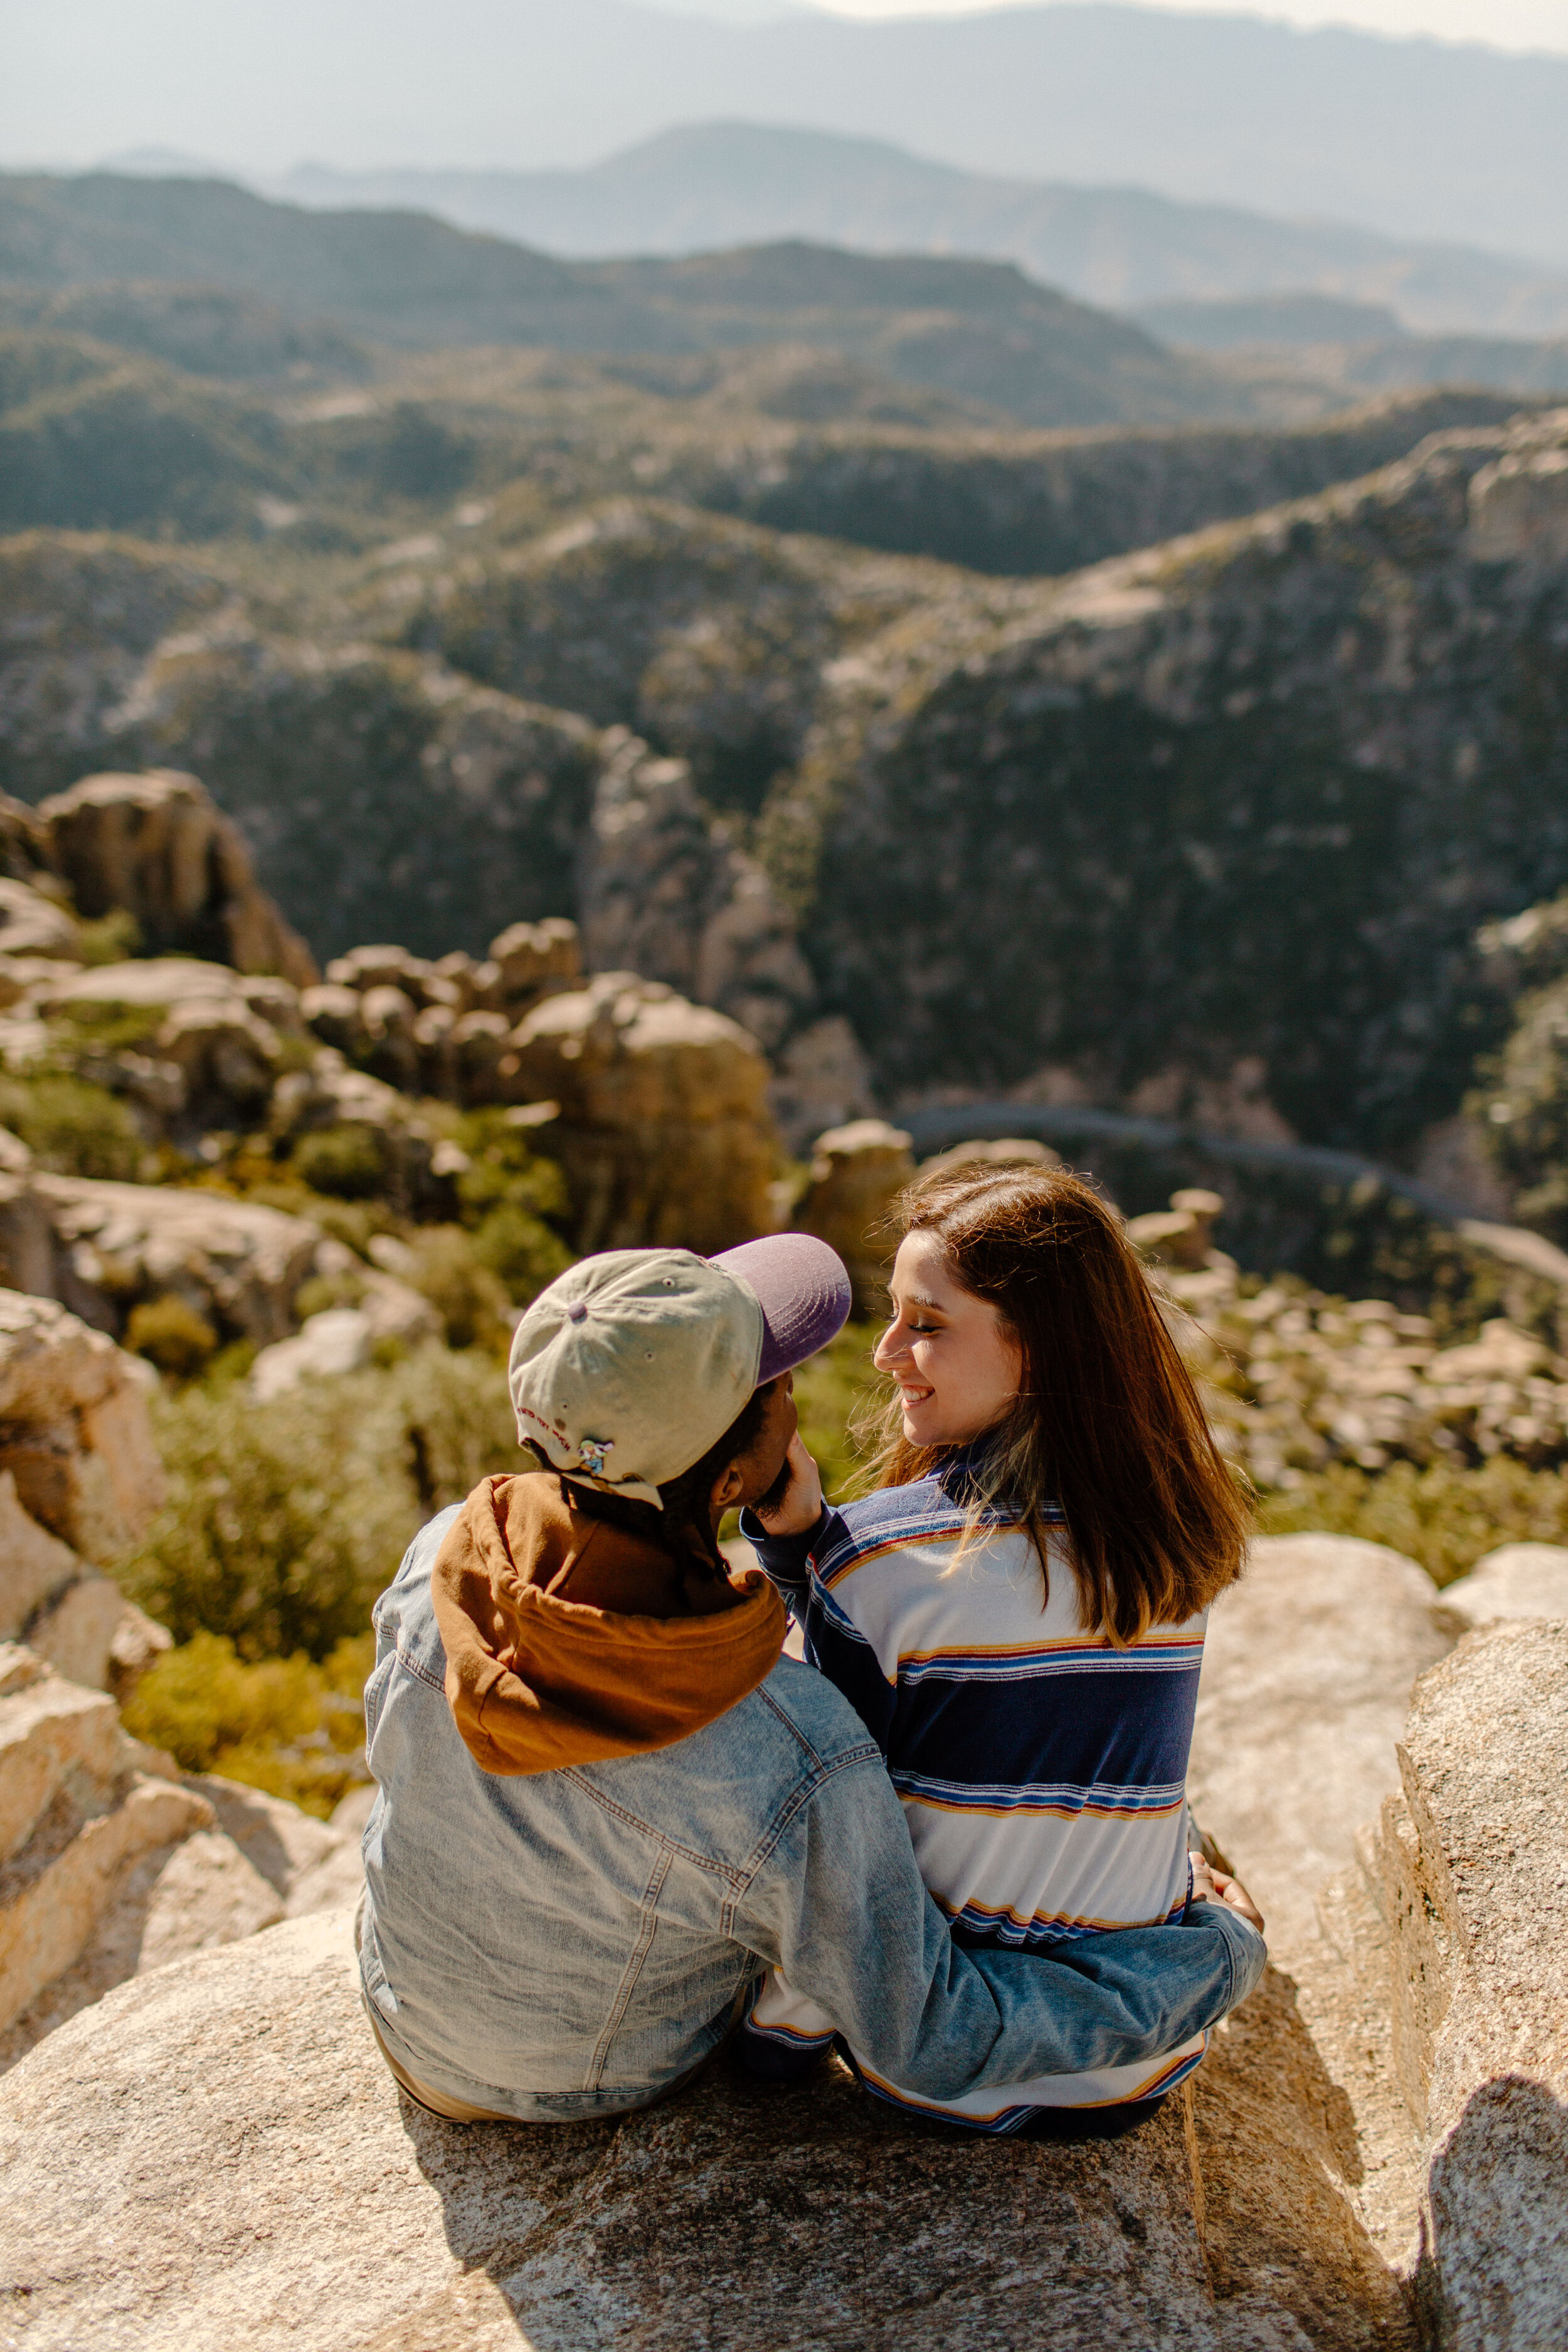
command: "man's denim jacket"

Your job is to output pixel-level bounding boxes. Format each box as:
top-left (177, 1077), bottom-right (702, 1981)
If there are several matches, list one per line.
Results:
top-left (357, 1507), bottom-right (1264, 2121)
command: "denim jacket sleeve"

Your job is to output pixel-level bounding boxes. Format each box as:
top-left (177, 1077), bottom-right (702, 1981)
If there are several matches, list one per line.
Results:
top-left (740, 1504), bottom-right (898, 1755)
top-left (731, 1730), bottom-right (1264, 2101)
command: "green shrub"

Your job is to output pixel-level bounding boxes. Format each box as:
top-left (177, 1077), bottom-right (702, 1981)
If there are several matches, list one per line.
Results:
top-left (403, 1224), bottom-right (514, 1352)
top-left (450, 1110), bottom-right (571, 1303)
top-left (469, 1199), bottom-right (571, 1303)
top-left (122, 1628), bottom-right (374, 1818)
top-left (125, 1293), bottom-right (219, 1380)
top-left (453, 1109), bottom-right (569, 1222)
top-left (49, 997), bottom-right (165, 1054)
top-left (393, 1345), bottom-right (519, 1512)
top-left (119, 1344), bottom-right (520, 1661)
top-left (75, 909), bottom-right (145, 967)
top-left (0, 1073), bottom-right (145, 1179)
top-left (290, 1268), bottom-right (366, 1322)
top-left (1258, 1455), bottom-right (1568, 1586)
top-left (292, 1121), bottom-right (389, 1199)
top-left (792, 1320), bottom-right (886, 1503)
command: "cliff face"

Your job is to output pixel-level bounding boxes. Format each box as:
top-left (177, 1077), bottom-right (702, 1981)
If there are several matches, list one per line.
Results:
top-left (675, 389), bottom-right (1532, 578)
top-left (806, 411), bottom-right (1568, 1154)
top-left (4, 411), bottom-right (1567, 1173)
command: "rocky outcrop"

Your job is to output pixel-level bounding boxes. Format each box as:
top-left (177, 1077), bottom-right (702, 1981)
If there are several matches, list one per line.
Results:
top-left (0, 1282), bottom-right (366, 2055)
top-left (0, 1900), bottom-right (1384, 2352)
top-left (0, 1291), bottom-right (166, 1653)
top-left (412, 498), bottom-right (835, 817)
top-left (1438, 1542), bottom-right (1568, 1627)
top-left (0, 1289), bottom-right (166, 1581)
top-left (32, 952), bottom-right (299, 1126)
top-left (682, 390), bottom-right (1531, 580)
top-left (306, 919), bottom-right (581, 1103)
top-left (0, 1646), bottom-right (212, 2040)
top-left (793, 1117), bottom-right (914, 1315)
top-left (0, 1652), bottom-right (366, 2066)
top-left (509, 972), bottom-right (778, 1256)
top-left (36, 769), bottom-right (317, 985)
top-left (29, 1177), bottom-right (322, 1347)
top-left (5, 1512), bottom-right (1562, 2344)
top-left (1189, 1534), bottom-right (1452, 1971)
top-left (1190, 1525), bottom-right (1568, 2329)
top-left (809, 409), bottom-right (1568, 1159)
top-left (114, 632), bottom-right (601, 963)
top-left (1147, 1220), bottom-right (1568, 1486)
top-left (0, 875), bottom-right (79, 968)
top-left (1377, 1623), bottom-right (1568, 2346)
top-left (581, 729), bottom-right (815, 1053)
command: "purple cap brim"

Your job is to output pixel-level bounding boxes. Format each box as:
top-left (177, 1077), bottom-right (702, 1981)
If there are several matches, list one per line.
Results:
top-left (711, 1234), bottom-right (853, 1383)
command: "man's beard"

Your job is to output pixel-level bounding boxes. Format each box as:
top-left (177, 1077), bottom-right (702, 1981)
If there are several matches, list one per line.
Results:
top-left (753, 1450), bottom-right (795, 1518)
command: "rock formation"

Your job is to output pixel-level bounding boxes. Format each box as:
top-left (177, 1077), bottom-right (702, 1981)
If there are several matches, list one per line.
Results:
top-left (1185, 1528), bottom-right (1568, 2327)
top-left (509, 973), bottom-right (778, 1256)
top-left (0, 1293), bottom-right (365, 2063)
top-left (3, 1565), bottom-right (1562, 2348)
top-left (0, 1902), bottom-right (1230, 2350)
top-left (1188, 1534), bottom-right (1452, 1966)
top-left (581, 730), bottom-right (814, 1053)
top-left (29, 1178), bottom-right (324, 1348)
top-left (0, 876), bottom-right (79, 967)
top-left (1438, 1542), bottom-right (1568, 1627)
top-left (0, 1650), bottom-right (366, 2066)
top-left (1377, 1623), bottom-right (1567, 2345)
top-left (36, 770), bottom-right (317, 985)
top-left (0, 1289), bottom-right (167, 1581)
top-left (1139, 1200), bottom-right (1568, 1487)
top-left (809, 408), bottom-right (1568, 1158)
top-left (792, 1118), bottom-right (915, 1315)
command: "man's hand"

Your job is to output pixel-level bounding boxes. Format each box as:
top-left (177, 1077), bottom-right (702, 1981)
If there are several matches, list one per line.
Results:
top-left (753, 1432), bottom-right (825, 1537)
top-left (1188, 1853), bottom-right (1265, 1936)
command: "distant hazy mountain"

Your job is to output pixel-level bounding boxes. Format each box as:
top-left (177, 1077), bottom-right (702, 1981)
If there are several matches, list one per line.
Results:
top-left (275, 124), bottom-right (1568, 340)
top-left (0, 171), bottom-right (1266, 429)
top-left (9, 1), bottom-right (1568, 266)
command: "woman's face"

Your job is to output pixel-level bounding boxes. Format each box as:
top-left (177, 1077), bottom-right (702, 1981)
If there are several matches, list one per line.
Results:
top-left (874, 1232), bottom-right (1022, 1448)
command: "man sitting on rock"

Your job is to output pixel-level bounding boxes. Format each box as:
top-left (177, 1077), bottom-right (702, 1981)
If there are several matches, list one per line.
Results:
top-left (358, 1238), bottom-right (1266, 2124)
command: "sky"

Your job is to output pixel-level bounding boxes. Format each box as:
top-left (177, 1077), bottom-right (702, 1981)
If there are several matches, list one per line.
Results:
top-left (803, 0), bottom-right (1568, 47)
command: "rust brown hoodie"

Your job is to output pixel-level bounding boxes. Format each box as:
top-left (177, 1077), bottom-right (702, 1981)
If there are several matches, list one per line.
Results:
top-left (430, 1473), bottom-right (787, 1776)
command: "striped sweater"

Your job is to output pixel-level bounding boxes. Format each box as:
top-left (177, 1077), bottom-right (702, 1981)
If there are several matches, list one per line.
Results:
top-left (741, 1453), bottom-right (1208, 2127)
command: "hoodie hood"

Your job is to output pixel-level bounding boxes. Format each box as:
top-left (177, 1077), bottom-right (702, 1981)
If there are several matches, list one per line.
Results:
top-left (430, 1474), bottom-right (787, 1777)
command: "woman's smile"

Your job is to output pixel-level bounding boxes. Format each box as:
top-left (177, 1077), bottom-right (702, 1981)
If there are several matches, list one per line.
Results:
top-left (874, 1231), bottom-right (1022, 1446)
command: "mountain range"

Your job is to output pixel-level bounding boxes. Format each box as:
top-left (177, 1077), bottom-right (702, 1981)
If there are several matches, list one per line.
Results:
top-left (6, 167), bottom-right (1566, 428)
top-left (8, 1), bottom-right (1568, 267)
top-left (274, 123), bottom-right (1568, 341)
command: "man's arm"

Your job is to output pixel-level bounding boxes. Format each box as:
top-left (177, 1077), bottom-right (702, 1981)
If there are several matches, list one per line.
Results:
top-left (733, 1735), bottom-right (1264, 2103)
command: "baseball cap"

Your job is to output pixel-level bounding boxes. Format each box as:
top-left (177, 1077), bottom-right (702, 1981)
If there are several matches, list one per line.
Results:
top-left (509, 1235), bottom-right (851, 1507)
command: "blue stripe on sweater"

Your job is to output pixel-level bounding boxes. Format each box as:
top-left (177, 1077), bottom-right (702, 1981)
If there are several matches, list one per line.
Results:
top-left (886, 1665), bottom-right (1200, 1796)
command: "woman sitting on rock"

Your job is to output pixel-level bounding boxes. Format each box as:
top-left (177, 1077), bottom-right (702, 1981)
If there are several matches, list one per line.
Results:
top-left (743, 1162), bottom-right (1263, 2136)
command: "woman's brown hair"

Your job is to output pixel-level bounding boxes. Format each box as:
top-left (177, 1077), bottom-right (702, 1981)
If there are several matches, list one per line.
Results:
top-left (864, 1165), bottom-right (1249, 1645)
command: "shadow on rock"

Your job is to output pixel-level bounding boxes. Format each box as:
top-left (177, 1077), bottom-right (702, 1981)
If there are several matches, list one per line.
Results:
top-left (1421, 2074), bottom-right (1568, 2349)
top-left (404, 2043), bottom-right (1221, 2351)
top-left (1192, 1965), bottom-right (1417, 2349)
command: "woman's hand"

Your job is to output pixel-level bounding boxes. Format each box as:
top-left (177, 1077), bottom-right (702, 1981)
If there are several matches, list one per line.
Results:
top-left (1188, 1853), bottom-right (1265, 1936)
top-left (753, 1433), bottom-right (825, 1538)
